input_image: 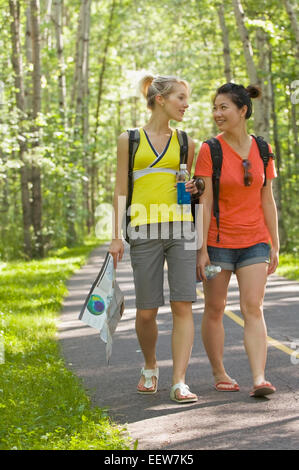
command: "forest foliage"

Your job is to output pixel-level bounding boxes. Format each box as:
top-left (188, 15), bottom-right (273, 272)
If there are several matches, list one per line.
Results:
top-left (0, 0), bottom-right (298, 260)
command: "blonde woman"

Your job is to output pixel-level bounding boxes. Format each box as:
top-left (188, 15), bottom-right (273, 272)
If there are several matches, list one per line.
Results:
top-left (109, 75), bottom-right (199, 403)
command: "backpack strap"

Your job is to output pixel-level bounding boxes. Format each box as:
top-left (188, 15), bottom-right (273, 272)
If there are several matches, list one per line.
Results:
top-left (177, 129), bottom-right (200, 222)
top-left (205, 138), bottom-right (223, 243)
top-left (176, 129), bottom-right (188, 165)
top-left (125, 128), bottom-right (140, 242)
top-left (251, 135), bottom-right (275, 187)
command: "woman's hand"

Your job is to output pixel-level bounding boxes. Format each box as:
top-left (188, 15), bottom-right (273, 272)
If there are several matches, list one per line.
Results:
top-left (268, 247), bottom-right (279, 275)
top-left (197, 249), bottom-right (210, 281)
top-left (185, 179), bottom-right (199, 195)
top-left (109, 239), bottom-right (124, 269)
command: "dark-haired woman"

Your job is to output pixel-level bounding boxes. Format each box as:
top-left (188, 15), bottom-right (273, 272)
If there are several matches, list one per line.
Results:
top-left (195, 83), bottom-right (279, 397)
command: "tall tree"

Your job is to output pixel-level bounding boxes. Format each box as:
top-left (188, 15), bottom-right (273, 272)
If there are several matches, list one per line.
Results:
top-left (283, 0), bottom-right (299, 162)
top-left (268, 44), bottom-right (287, 247)
top-left (30, 0), bottom-right (43, 257)
top-left (9, 0), bottom-right (32, 258)
top-left (53, 0), bottom-right (67, 126)
top-left (256, 26), bottom-right (270, 141)
top-left (283, 0), bottom-right (299, 62)
top-left (232, 0), bottom-right (267, 137)
top-left (90, 0), bottom-right (117, 228)
top-left (217, 1), bottom-right (232, 82)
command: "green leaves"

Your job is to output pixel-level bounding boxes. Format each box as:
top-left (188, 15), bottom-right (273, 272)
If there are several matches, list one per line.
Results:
top-left (1, 0), bottom-right (298, 254)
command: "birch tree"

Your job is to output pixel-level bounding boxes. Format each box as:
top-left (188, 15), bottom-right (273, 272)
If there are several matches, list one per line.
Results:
top-left (52, 0), bottom-right (67, 126)
top-left (232, 0), bottom-right (267, 136)
top-left (217, 1), bottom-right (232, 82)
top-left (283, 0), bottom-right (299, 62)
top-left (9, 0), bottom-right (32, 258)
top-left (90, 0), bottom-right (116, 227)
top-left (256, 26), bottom-right (270, 141)
top-left (268, 45), bottom-right (287, 247)
top-left (73, 0), bottom-right (91, 131)
top-left (283, 0), bottom-right (299, 162)
top-left (30, 0), bottom-right (43, 257)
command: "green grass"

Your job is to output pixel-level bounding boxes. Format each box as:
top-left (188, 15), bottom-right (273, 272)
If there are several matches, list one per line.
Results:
top-left (277, 252), bottom-right (299, 281)
top-left (0, 239), bottom-right (132, 450)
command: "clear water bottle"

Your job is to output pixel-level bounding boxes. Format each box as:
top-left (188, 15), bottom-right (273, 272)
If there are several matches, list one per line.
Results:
top-left (177, 164), bottom-right (191, 204)
top-left (197, 265), bottom-right (222, 282)
top-left (205, 265), bottom-right (221, 280)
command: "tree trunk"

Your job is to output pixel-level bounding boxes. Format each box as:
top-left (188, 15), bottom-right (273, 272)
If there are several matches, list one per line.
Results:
top-left (9, 0), bottom-right (32, 258)
top-left (268, 46), bottom-right (287, 249)
top-left (90, 0), bottom-right (116, 227)
top-left (217, 1), bottom-right (232, 82)
top-left (283, 0), bottom-right (299, 160)
top-left (52, 0), bottom-right (67, 126)
top-left (82, 0), bottom-right (92, 231)
top-left (74, 0), bottom-right (91, 130)
top-left (283, 0), bottom-right (299, 61)
top-left (291, 100), bottom-right (299, 159)
top-left (71, 4), bottom-right (83, 116)
top-left (25, 5), bottom-right (33, 115)
top-left (65, 0), bottom-right (92, 244)
top-left (256, 26), bottom-right (270, 141)
top-left (232, 0), bottom-right (266, 136)
top-left (30, 0), bottom-right (43, 257)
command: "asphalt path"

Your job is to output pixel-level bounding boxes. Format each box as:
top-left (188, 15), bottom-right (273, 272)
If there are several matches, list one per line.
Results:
top-left (58, 243), bottom-right (299, 450)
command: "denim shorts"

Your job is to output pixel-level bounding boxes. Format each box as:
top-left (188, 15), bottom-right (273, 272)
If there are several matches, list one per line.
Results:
top-left (207, 243), bottom-right (270, 273)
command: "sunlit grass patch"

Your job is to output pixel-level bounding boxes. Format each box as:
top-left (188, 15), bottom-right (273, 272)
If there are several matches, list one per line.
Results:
top-left (277, 253), bottom-right (299, 281)
top-left (0, 238), bottom-right (132, 450)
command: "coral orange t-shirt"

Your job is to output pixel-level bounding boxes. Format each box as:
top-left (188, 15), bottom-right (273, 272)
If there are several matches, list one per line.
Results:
top-left (195, 135), bottom-right (277, 248)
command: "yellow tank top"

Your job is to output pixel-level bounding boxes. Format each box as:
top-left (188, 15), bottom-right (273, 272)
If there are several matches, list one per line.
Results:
top-left (130, 128), bottom-right (193, 226)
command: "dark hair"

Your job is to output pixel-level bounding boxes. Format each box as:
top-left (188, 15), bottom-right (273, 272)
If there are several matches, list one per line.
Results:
top-left (214, 83), bottom-right (262, 119)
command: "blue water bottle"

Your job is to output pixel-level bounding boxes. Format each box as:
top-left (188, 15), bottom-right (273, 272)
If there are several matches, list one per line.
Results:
top-left (177, 164), bottom-right (191, 204)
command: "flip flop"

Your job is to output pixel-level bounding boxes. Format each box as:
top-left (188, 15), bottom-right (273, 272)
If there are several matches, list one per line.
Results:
top-left (215, 381), bottom-right (240, 392)
top-left (250, 381), bottom-right (276, 397)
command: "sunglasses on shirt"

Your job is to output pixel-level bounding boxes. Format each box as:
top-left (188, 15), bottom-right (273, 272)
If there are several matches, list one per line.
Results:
top-left (242, 159), bottom-right (253, 187)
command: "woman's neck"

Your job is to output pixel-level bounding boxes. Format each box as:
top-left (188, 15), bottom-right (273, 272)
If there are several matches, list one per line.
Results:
top-left (144, 112), bottom-right (171, 135)
top-left (221, 126), bottom-right (249, 146)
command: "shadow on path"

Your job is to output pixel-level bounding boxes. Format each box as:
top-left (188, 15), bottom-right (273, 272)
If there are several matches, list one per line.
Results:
top-left (58, 244), bottom-right (299, 450)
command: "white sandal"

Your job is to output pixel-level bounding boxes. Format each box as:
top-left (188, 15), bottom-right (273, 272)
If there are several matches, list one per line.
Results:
top-left (170, 383), bottom-right (198, 403)
top-left (137, 367), bottom-right (159, 394)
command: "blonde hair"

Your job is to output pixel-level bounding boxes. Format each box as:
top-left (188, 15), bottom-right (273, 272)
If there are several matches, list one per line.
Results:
top-left (139, 74), bottom-right (189, 110)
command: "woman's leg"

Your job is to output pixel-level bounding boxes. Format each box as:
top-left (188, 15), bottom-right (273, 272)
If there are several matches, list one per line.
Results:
top-left (170, 300), bottom-right (197, 401)
top-left (170, 301), bottom-right (194, 385)
top-left (201, 270), bottom-right (233, 385)
top-left (236, 263), bottom-right (269, 387)
top-left (136, 308), bottom-right (159, 391)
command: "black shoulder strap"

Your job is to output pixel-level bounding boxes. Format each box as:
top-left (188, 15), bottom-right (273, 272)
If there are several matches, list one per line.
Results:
top-left (127, 128), bottom-right (140, 203)
top-left (251, 135), bottom-right (275, 187)
top-left (128, 128), bottom-right (140, 173)
top-left (176, 129), bottom-right (188, 165)
top-left (205, 138), bottom-right (223, 243)
top-left (125, 128), bottom-right (140, 242)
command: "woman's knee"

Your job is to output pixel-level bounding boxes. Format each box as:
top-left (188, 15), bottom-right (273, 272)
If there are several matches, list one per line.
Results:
top-left (204, 299), bottom-right (226, 321)
top-left (170, 301), bottom-right (193, 319)
top-left (240, 298), bottom-right (263, 320)
top-left (136, 308), bottom-right (158, 323)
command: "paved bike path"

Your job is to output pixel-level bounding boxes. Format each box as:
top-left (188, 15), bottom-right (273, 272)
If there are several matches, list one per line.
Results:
top-left (58, 244), bottom-right (299, 450)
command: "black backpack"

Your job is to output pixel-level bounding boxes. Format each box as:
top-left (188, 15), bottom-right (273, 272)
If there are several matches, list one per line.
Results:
top-left (205, 135), bottom-right (275, 243)
top-left (124, 128), bottom-right (195, 242)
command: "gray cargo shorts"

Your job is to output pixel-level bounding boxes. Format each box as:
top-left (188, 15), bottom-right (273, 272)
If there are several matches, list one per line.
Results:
top-left (129, 222), bottom-right (197, 309)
